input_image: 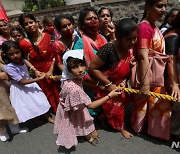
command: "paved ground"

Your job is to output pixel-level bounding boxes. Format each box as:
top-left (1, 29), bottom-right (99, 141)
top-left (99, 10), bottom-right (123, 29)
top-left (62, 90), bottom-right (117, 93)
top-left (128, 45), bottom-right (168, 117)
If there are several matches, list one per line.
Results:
top-left (0, 113), bottom-right (180, 154)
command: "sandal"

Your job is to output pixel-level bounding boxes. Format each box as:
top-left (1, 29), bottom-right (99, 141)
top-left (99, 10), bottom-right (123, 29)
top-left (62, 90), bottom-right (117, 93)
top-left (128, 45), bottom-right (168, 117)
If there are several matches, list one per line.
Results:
top-left (85, 135), bottom-right (99, 146)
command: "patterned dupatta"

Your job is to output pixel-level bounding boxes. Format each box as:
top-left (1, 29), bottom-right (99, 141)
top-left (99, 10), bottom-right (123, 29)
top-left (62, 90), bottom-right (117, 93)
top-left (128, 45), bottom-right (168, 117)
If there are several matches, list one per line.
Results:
top-left (82, 34), bottom-right (107, 66)
top-left (139, 21), bottom-right (165, 54)
top-left (104, 49), bottom-right (134, 85)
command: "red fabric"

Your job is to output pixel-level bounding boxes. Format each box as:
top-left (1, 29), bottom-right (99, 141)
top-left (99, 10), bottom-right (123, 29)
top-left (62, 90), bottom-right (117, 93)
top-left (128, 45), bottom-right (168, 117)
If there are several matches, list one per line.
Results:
top-left (137, 21), bottom-right (155, 49)
top-left (52, 41), bottom-right (66, 65)
top-left (0, 2), bottom-right (8, 22)
top-left (19, 33), bottom-right (60, 113)
top-left (97, 49), bottom-right (134, 131)
top-left (82, 34), bottom-right (107, 66)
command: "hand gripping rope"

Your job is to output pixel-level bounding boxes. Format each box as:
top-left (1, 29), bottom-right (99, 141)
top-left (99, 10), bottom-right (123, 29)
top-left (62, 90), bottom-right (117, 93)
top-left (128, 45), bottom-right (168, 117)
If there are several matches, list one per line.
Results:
top-left (49, 75), bottom-right (178, 102)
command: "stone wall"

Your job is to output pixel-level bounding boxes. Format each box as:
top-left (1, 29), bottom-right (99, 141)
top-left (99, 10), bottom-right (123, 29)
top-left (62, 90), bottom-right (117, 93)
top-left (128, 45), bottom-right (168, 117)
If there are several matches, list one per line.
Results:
top-left (8, 0), bottom-right (180, 25)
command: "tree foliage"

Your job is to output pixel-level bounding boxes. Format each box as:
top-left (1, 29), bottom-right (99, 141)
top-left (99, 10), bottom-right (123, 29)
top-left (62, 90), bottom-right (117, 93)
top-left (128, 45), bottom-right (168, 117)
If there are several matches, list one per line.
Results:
top-left (22, 0), bottom-right (65, 12)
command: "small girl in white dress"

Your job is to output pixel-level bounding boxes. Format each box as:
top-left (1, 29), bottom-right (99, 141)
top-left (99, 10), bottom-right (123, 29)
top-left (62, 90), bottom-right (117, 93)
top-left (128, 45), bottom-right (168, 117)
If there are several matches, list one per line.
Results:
top-left (54, 49), bottom-right (121, 149)
top-left (2, 40), bottom-right (51, 123)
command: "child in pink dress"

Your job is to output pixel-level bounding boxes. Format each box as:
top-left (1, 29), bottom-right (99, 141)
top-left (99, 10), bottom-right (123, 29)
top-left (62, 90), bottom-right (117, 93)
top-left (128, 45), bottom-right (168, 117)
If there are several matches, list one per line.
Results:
top-left (54, 49), bottom-right (121, 149)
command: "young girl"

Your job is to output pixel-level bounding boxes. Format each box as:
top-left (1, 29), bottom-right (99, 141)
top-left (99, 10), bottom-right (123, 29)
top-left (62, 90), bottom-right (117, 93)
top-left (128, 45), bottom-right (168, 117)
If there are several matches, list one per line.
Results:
top-left (0, 66), bottom-right (28, 142)
top-left (54, 49), bottom-right (121, 149)
top-left (2, 40), bottom-right (51, 124)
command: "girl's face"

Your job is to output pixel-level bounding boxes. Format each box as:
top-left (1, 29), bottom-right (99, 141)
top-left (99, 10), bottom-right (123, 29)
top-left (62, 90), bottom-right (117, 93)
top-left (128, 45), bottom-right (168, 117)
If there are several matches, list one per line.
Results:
top-left (0, 21), bottom-right (10, 34)
top-left (6, 47), bottom-right (22, 64)
top-left (70, 64), bottom-right (86, 80)
top-left (117, 29), bottom-right (137, 51)
top-left (84, 11), bottom-right (99, 34)
top-left (147, 0), bottom-right (167, 21)
top-left (11, 31), bottom-right (24, 42)
top-left (60, 18), bottom-right (74, 37)
top-left (23, 17), bottom-right (38, 33)
top-left (99, 9), bottom-right (112, 27)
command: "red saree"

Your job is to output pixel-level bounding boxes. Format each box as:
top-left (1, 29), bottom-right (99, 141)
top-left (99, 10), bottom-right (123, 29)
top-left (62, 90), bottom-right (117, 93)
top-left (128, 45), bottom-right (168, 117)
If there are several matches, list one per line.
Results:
top-left (97, 49), bottom-right (134, 131)
top-left (19, 32), bottom-right (60, 113)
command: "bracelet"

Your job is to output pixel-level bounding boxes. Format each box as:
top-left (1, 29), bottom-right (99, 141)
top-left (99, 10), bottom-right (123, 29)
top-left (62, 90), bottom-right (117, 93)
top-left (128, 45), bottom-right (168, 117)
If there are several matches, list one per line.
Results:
top-left (107, 94), bottom-right (111, 100)
top-left (105, 81), bottom-right (112, 87)
top-left (96, 81), bottom-right (99, 87)
top-left (29, 66), bottom-right (35, 71)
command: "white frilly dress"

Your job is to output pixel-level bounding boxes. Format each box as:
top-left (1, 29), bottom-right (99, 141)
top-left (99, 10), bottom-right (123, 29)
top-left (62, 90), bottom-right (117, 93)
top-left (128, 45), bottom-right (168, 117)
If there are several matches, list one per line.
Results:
top-left (4, 62), bottom-right (51, 123)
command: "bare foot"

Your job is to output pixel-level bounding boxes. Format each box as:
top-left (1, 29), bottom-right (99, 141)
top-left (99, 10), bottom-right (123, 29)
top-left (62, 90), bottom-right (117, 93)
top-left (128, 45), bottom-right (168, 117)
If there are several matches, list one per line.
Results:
top-left (120, 129), bottom-right (133, 139)
top-left (48, 116), bottom-right (55, 124)
top-left (91, 130), bottom-right (100, 138)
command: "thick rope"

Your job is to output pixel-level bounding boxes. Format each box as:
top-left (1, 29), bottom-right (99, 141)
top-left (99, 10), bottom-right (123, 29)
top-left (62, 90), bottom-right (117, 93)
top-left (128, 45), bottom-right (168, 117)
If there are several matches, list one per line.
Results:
top-left (49, 75), bottom-right (178, 102)
top-left (117, 86), bottom-right (178, 102)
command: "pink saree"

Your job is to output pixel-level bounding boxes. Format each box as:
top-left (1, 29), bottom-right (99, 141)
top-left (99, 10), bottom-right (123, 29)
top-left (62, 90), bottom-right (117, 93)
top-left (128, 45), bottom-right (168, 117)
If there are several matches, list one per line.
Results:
top-left (131, 21), bottom-right (171, 140)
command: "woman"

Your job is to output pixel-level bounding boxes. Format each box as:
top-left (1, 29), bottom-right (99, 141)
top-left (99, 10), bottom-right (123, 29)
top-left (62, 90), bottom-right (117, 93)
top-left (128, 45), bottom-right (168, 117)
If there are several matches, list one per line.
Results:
top-left (160, 8), bottom-right (179, 35)
top-left (98, 7), bottom-right (115, 42)
top-left (131, 0), bottom-right (179, 140)
top-left (53, 14), bottom-right (80, 72)
top-left (164, 12), bottom-right (180, 138)
top-left (73, 7), bottom-right (107, 116)
top-left (74, 7), bottom-right (107, 66)
top-left (89, 18), bottom-right (137, 139)
top-left (18, 13), bottom-right (60, 115)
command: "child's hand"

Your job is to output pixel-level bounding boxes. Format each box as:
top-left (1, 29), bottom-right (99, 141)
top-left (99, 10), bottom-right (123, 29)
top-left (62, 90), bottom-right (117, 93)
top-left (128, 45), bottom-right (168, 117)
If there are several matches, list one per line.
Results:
top-left (108, 88), bottom-right (122, 99)
top-left (35, 70), bottom-right (43, 78)
top-left (38, 73), bottom-right (45, 80)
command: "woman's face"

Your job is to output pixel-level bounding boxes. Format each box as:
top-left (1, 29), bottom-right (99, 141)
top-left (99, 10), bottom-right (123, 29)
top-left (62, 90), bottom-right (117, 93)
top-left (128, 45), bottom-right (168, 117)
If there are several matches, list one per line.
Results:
top-left (0, 21), bottom-right (10, 34)
top-left (148, 0), bottom-right (167, 21)
top-left (99, 9), bottom-right (112, 27)
top-left (117, 29), bottom-right (137, 51)
top-left (83, 11), bottom-right (99, 34)
top-left (23, 17), bottom-right (38, 33)
top-left (59, 18), bottom-right (74, 37)
top-left (11, 30), bottom-right (24, 42)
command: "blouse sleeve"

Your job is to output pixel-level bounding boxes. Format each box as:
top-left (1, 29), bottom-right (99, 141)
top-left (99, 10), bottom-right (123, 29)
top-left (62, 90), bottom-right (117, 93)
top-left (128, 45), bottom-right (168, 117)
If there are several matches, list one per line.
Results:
top-left (19, 39), bottom-right (31, 54)
top-left (3, 64), bottom-right (22, 82)
top-left (137, 22), bottom-right (154, 49)
top-left (96, 43), bottom-right (111, 63)
top-left (165, 36), bottom-right (179, 56)
top-left (52, 41), bottom-right (66, 64)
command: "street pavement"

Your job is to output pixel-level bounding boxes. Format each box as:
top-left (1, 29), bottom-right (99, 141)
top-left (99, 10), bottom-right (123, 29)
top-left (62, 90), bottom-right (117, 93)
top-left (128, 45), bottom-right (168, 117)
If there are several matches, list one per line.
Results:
top-left (0, 103), bottom-right (180, 154)
top-left (0, 117), bottom-right (180, 154)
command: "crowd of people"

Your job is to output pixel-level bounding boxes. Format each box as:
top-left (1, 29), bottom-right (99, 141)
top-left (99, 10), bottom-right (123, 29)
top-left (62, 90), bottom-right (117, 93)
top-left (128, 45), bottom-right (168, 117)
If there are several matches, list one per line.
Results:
top-left (0, 0), bottom-right (180, 150)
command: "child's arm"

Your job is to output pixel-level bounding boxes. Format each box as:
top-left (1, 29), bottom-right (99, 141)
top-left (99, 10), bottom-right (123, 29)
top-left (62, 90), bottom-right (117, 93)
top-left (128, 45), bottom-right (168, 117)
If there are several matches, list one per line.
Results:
top-left (87, 89), bottom-right (121, 109)
top-left (19, 73), bottom-right (45, 85)
top-left (24, 60), bottom-right (42, 77)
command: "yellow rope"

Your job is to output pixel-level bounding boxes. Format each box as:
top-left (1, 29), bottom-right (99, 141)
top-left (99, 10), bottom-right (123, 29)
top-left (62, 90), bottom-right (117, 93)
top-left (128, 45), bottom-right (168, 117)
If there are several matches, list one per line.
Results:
top-left (117, 87), bottom-right (178, 102)
top-left (49, 75), bottom-right (55, 79)
top-left (49, 76), bottom-right (178, 102)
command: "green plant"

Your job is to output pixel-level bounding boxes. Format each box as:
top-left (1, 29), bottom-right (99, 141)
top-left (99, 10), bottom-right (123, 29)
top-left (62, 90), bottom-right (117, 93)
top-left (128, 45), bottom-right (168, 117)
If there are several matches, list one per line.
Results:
top-left (22, 0), bottom-right (65, 12)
